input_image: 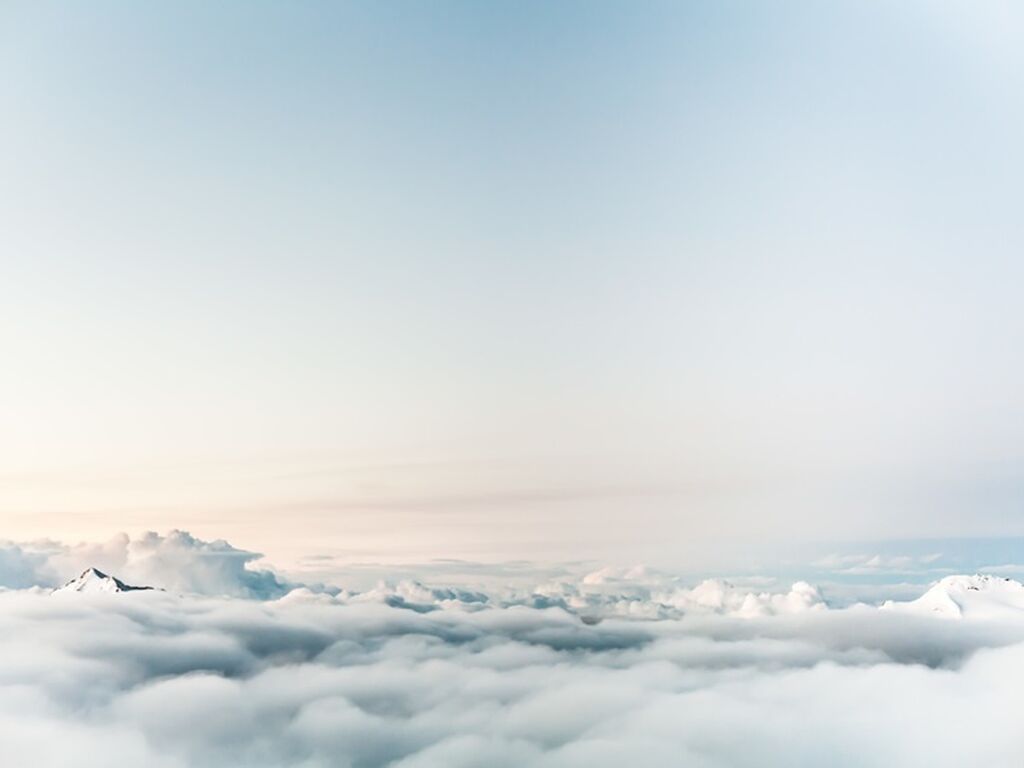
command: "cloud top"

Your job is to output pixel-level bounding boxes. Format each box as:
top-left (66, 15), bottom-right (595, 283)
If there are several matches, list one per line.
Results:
top-left (1, 582), bottom-right (1023, 767)
top-left (1, 530), bottom-right (289, 598)
top-left (4, 531), bottom-right (1024, 765)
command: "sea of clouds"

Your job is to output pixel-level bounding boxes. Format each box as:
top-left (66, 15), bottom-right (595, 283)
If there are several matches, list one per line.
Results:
top-left (2, 530), bottom-right (1024, 767)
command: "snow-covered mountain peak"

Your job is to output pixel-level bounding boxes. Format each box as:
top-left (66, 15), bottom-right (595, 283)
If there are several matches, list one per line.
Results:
top-left (52, 568), bottom-right (155, 595)
top-left (883, 573), bottom-right (1024, 619)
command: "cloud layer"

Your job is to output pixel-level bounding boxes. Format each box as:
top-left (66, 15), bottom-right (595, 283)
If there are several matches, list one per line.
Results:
top-left (4, 532), bottom-right (1024, 766)
top-left (4, 586), bottom-right (1024, 767)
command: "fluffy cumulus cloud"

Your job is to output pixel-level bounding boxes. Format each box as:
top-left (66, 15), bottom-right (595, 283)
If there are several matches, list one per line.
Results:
top-left (0, 543), bottom-right (55, 589)
top-left (3, 532), bottom-right (1024, 766)
top-left (0, 530), bottom-right (290, 598)
top-left (2, 587), bottom-right (1024, 767)
top-left (0, 532), bottom-right (829, 616)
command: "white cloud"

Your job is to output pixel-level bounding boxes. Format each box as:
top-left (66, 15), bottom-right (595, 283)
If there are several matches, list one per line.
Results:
top-left (0, 556), bottom-right (1022, 766)
top-left (0, 532), bottom-right (830, 618)
top-left (0, 543), bottom-right (55, 589)
top-left (3, 530), bottom-right (289, 598)
top-left (4, 533), bottom-right (1024, 765)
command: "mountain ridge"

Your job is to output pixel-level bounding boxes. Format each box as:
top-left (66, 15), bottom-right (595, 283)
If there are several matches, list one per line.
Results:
top-left (52, 567), bottom-right (156, 595)
top-left (882, 573), bottom-right (1024, 619)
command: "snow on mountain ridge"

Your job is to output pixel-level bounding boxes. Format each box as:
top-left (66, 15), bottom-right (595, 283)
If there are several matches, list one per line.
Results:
top-left (882, 573), bottom-right (1024, 619)
top-left (52, 567), bottom-right (155, 595)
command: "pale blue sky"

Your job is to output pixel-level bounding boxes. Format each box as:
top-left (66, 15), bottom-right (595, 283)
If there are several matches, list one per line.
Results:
top-left (2, 2), bottom-right (1023, 565)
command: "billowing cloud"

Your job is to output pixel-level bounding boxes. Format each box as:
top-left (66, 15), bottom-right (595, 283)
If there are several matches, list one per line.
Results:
top-left (1, 534), bottom-right (1024, 766)
top-left (1, 530), bottom-right (289, 598)
top-left (0, 542), bottom-right (55, 589)
top-left (0, 532), bottom-right (831, 618)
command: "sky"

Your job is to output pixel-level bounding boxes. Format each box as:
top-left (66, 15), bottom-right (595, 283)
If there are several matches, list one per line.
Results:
top-left (3, 1), bottom-right (1024, 568)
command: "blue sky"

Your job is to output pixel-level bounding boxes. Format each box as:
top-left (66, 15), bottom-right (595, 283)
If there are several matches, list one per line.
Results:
top-left (2, 2), bottom-right (1024, 565)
